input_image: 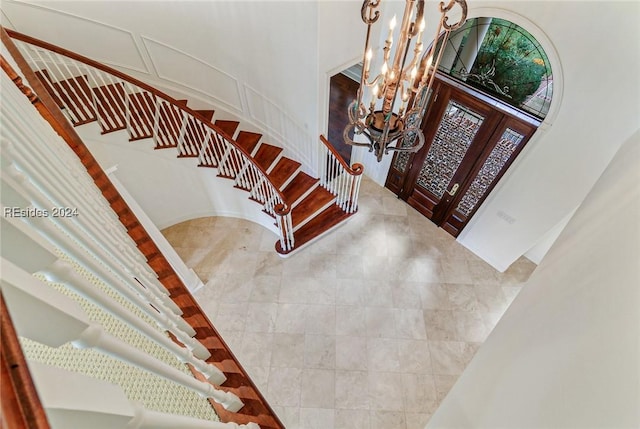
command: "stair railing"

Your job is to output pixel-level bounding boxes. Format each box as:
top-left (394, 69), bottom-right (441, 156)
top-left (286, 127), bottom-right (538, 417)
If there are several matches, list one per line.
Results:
top-left (2, 32), bottom-right (285, 428)
top-left (319, 135), bottom-right (364, 213)
top-left (5, 29), bottom-right (295, 252)
top-left (1, 57), bottom-right (246, 412)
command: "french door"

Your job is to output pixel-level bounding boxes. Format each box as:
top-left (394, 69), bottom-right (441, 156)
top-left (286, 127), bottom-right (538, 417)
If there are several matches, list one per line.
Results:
top-left (386, 76), bottom-right (539, 237)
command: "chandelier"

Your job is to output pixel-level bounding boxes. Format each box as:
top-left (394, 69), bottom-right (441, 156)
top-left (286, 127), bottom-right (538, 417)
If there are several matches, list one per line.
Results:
top-left (344, 0), bottom-right (468, 161)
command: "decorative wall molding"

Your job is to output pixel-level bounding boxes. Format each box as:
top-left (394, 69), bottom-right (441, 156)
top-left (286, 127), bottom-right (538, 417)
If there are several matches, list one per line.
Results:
top-left (3, 0), bottom-right (149, 74)
top-left (141, 36), bottom-right (242, 114)
top-left (244, 83), bottom-right (314, 170)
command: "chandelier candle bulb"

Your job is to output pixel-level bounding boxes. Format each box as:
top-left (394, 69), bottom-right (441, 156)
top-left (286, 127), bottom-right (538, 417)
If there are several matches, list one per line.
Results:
top-left (419, 55), bottom-right (434, 86)
top-left (370, 85), bottom-right (378, 109)
top-left (417, 19), bottom-right (426, 43)
top-left (388, 15), bottom-right (397, 40)
top-left (364, 48), bottom-right (373, 76)
top-left (410, 66), bottom-right (418, 86)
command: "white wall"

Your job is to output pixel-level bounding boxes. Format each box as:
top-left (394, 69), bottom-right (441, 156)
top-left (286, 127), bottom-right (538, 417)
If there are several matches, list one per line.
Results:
top-left (426, 129), bottom-right (640, 428)
top-left (3, 0), bottom-right (639, 272)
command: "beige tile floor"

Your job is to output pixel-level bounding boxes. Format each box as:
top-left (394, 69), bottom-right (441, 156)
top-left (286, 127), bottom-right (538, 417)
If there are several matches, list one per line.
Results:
top-left (161, 177), bottom-right (535, 429)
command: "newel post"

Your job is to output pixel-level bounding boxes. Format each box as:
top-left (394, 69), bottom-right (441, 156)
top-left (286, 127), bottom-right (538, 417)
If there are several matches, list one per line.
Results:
top-left (274, 203), bottom-right (294, 252)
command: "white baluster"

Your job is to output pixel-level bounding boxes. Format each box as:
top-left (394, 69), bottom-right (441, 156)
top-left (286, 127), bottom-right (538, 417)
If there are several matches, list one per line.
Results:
top-left (129, 404), bottom-right (261, 429)
top-left (1, 161), bottom-right (205, 357)
top-left (175, 110), bottom-right (189, 156)
top-left (1, 259), bottom-right (243, 411)
top-left (16, 43), bottom-right (80, 124)
top-left (3, 118), bottom-right (178, 309)
top-left (40, 259), bottom-right (225, 384)
top-left (2, 151), bottom-right (177, 311)
top-left (30, 363), bottom-right (259, 429)
top-left (2, 175), bottom-right (205, 353)
top-left (152, 97), bottom-right (162, 148)
top-left (217, 137), bottom-right (234, 178)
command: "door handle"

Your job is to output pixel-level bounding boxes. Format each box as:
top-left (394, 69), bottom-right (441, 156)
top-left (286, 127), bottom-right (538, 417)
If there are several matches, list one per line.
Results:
top-left (446, 183), bottom-right (459, 196)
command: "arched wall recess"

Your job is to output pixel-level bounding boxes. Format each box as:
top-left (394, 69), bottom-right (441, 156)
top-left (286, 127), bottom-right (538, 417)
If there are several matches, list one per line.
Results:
top-left (436, 6), bottom-right (565, 217)
top-left (384, 7), bottom-right (564, 214)
top-left (450, 7), bottom-right (564, 238)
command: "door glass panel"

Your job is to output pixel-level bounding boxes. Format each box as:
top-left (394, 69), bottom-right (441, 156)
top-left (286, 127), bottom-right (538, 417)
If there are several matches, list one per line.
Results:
top-left (393, 118), bottom-right (419, 173)
top-left (456, 127), bottom-right (525, 216)
top-left (393, 88), bottom-right (433, 173)
top-left (394, 145), bottom-right (412, 173)
top-left (416, 100), bottom-right (484, 198)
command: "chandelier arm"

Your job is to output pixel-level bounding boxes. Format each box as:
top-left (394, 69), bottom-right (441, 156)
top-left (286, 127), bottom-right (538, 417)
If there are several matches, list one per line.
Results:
top-left (382, 2), bottom-right (417, 117)
top-left (366, 74), bottom-right (385, 87)
top-left (386, 0), bottom-right (417, 109)
top-left (361, 0), bottom-right (381, 24)
top-left (356, 0), bottom-right (383, 120)
top-left (440, 0), bottom-right (468, 31)
top-left (380, 17), bottom-right (416, 139)
top-left (385, 127), bottom-right (426, 153)
top-left (410, 1), bottom-right (425, 37)
top-left (419, 9), bottom-right (446, 83)
top-left (425, 30), bottom-right (451, 92)
top-left (347, 100), bottom-right (367, 124)
top-left (343, 123), bottom-right (375, 149)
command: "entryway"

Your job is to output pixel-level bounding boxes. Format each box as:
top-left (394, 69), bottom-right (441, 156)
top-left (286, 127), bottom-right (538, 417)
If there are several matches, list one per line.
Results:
top-left (385, 75), bottom-right (539, 236)
top-left (327, 69), bottom-right (360, 165)
top-left (385, 16), bottom-right (552, 237)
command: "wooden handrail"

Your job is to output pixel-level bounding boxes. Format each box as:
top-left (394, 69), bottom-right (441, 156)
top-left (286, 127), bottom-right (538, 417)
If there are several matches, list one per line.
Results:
top-left (1, 294), bottom-right (52, 429)
top-left (319, 134), bottom-right (364, 176)
top-left (4, 28), bottom-right (290, 216)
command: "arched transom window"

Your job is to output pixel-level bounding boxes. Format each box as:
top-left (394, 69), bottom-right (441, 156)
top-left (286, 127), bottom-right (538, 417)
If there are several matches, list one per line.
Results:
top-left (438, 17), bottom-right (553, 120)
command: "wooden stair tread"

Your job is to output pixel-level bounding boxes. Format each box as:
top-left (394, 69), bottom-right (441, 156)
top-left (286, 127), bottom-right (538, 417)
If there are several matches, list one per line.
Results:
top-left (290, 186), bottom-right (336, 227)
top-left (276, 204), bottom-right (355, 255)
top-left (253, 143), bottom-right (283, 171)
top-left (268, 157), bottom-right (301, 189)
top-left (215, 120), bottom-right (240, 138)
top-left (235, 131), bottom-right (262, 154)
top-left (195, 109), bottom-right (215, 121)
top-left (282, 172), bottom-right (318, 205)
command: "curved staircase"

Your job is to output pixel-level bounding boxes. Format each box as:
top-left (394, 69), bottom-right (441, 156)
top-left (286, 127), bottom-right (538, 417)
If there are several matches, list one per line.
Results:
top-left (7, 29), bottom-right (363, 257)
